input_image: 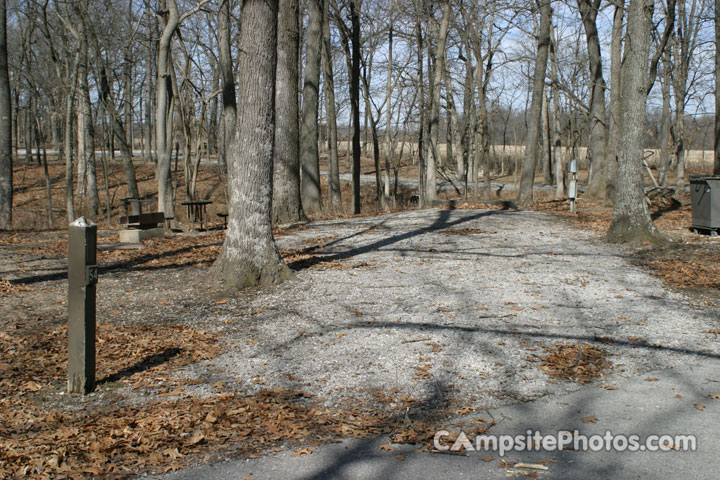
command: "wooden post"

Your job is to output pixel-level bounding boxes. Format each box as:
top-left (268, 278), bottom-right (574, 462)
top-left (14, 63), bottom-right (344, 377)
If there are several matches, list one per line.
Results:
top-left (67, 217), bottom-right (98, 394)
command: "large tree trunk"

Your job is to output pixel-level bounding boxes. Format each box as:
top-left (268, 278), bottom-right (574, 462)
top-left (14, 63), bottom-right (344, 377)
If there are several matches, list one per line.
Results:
top-left (424, 0), bottom-right (451, 206)
top-left (518, 0), bottom-right (552, 206)
top-left (0, 0), bottom-right (10, 230)
top-left (578, 0), bottom-right (608, 200)
top-left (607, 0), bottom-right (660, 244)
top-left (300, 0), bottom-right (324, 214)
top-left (273, 0), bottom-right (305, 224)
top-left (322, 0), bottom-right (341, 213)
top-left (350, 0), bottom-right (361, 214)
top-left (212, 0), bottom-right (291, 289)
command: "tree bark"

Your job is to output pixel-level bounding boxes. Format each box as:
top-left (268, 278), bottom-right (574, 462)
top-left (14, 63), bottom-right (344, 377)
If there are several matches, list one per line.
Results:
top-left (212, 0), bottom-right (291, 289)
top-left (273, 0), bottom-right (306, 224)
top-left (577, 0), bottom-right (608, 200)
top-left (156, 0), bottom-right (179, 219)
top-left (607, 0), bottom-right (660, 244)
top-left (218, 0), bottom-right (236, 173)
top-left (300, 0), bottom-right (324, 214)
top-left (716, 0), bottom-right (720, 175)
top-left (322, 0), bottom-right (341, 212)
top-left (424, 0), bottom-right (451, 206)
top-left (350, 0), bottom-right (361, 214)
top-left (605, 0), bottom-right (624, 204)
top-left (383, 0), bottom-right (394, 208)
top-left (658, 51), bottom-right (672, 186)
top-left (517, 0), bottom-right (552, 206)
top-left (0, 0), bottom-right (10, 230)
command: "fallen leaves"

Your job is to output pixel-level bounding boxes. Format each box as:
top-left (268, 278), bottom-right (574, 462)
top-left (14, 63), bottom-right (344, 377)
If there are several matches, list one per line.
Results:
top-left (538, 343), bottom-right (611, 384)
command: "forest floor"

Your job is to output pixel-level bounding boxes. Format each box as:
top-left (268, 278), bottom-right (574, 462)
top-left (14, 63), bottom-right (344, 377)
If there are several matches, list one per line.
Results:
top-left (1, 158), bottom-right (719, 478)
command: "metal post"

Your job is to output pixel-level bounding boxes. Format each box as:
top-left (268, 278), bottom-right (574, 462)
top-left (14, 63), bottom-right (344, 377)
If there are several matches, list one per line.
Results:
top-left (68, 217), bottom-right (98, 394)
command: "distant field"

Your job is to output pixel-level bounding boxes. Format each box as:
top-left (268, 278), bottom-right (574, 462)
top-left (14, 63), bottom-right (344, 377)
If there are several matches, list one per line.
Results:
top-left (337, 141), bottom-right (715, 172)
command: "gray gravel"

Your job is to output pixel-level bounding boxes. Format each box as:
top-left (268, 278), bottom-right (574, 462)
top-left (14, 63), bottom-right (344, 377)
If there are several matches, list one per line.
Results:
top-left (175, 208), bottom-right (719, 412)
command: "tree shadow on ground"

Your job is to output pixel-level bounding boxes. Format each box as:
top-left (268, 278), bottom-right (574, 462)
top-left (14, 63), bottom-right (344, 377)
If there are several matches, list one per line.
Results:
top-left (98, 347), bottom-right (182, 385)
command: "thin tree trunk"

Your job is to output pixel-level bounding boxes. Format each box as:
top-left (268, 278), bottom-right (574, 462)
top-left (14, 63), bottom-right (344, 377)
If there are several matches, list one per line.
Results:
top-left (322, 0), bottom-right (341, 212)
top-left (218, 0), bottom-right (236, 174)
top-left (0, 0), bottom-right (10, 229)
top-left (415, 2), bottom-right (425, 204)
top-left (300, 0), bottom-right (324, 214)
top-left (578, 0), bottom-right (608, 199)
top-left (212, 0), bottom-right (291, 288)
top-left (605, 0), bottom-right (624, 203)
top-left (273, 0), bottom-right (305, 223)
top-left (542, 92), bottom-right (552, 185)
top-left (518, 0), bottom-right (552, 206)
top-left (716, 0), bottom-right (720, 175)
top-left (550, 26), bottom-right (564, 198)
top-left (156, 0), bottom-right (179, 219)
top-left (658, 51), bottom-right (672, 186)
top-left (350, 0), bottom-right (361, 214)
top-left (424, 0), bottom-right (451, 206)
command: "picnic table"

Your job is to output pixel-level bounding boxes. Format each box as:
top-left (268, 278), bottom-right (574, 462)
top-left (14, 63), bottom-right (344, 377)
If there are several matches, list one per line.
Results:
top-left (120, 197), bottom-right (164, 230)
top-left (121, 197), bottom-right (154, 218)
top-left (181, 200), bottom-right (213, 230)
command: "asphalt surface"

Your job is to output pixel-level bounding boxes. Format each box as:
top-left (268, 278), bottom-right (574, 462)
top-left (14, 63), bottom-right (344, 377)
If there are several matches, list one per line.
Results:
top-left (149, 359), bottom-right (720, 480)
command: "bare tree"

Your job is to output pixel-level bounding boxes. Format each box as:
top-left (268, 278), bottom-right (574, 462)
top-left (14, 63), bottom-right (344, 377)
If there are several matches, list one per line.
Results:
top-left (212, 0), bottom-right (291, 288)
top-left (0, 0), bottom-right (10, 229)
top-left (518, 0), bottom-right (552, 206)
top-left (605, 0), bottom-right (624, 203)
top-left (273, 0), bottom-right (306, 223)
top-left (577, 0), bottom-right (607, 200)
top-left (423, 0), bottom-right (451, 206)
top-left (322, 0), bottom-right (342, 212)
top-left (607, 0), bottom-right (660, 243)
top-left (672, 0), bottom-right (708, 196)
top-left (156, 0), bottom-right (209, 219)
top-left (716, 0), bottom-right (720, 175)
top-left (351, 0), bottom-right (361, 214)
top-left (218, 0), bottom-right (236, 170)
top-left (300, 0), bottom-right (324, 214)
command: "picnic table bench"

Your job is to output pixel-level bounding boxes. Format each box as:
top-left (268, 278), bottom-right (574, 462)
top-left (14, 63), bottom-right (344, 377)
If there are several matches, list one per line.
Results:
top-left (181, 200), bottom-right (213, 230)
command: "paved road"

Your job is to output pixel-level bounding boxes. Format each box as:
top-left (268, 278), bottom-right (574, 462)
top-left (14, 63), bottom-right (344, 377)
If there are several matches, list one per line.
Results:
top-left (151, 360), bottom-right (720, 480)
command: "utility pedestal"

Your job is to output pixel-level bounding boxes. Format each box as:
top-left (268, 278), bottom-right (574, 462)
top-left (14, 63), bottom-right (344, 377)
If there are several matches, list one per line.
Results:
top-left (67, 217), bottom-right (98, 394)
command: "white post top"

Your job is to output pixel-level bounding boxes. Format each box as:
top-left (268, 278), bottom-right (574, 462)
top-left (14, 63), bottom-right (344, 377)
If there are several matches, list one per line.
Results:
top-left (70, 217), bottom-right (97, 228)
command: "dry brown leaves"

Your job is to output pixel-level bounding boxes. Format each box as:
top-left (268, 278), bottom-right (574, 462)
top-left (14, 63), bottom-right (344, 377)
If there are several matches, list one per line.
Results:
top-left (0, 317), bottom-right (458, 478)
top-left (0, 280), bottom-right (33, 296)
top-left (98, 232), bottom-right (225, 270)
top-left (0, 321), bottom-right (223, 478)
top-left (538, 343), bottom-right (611, 384)
top-left (643, 252), bottom-right (720, 290)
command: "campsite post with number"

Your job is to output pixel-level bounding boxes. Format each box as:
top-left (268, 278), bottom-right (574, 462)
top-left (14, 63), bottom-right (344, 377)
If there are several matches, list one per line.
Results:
top-left (67, 217), bottom-right (98, 394)
top-left (569, 159), bottom-right (578, 214)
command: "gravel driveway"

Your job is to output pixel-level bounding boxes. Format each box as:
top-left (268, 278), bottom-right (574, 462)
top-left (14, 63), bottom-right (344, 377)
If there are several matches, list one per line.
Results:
top-left (175, 207), bottom-right (719, 413)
